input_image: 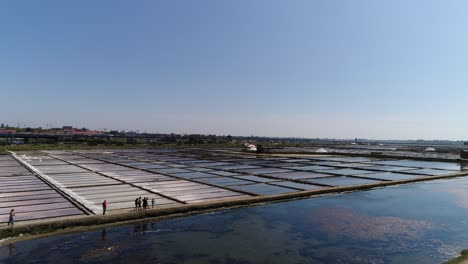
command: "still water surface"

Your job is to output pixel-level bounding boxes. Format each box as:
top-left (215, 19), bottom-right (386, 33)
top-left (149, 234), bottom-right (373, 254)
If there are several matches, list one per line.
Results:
top-left (3, 177), bottom-right (468, 263)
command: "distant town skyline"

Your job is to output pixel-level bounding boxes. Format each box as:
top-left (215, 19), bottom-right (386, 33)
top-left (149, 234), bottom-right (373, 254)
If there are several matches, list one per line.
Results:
top-left (2, 1), bottom-right (468, 140)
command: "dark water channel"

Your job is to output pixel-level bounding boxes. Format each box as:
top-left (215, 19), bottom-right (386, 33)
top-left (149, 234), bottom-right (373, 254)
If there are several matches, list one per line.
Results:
top-left (3, 177), bottom-right (468, 263)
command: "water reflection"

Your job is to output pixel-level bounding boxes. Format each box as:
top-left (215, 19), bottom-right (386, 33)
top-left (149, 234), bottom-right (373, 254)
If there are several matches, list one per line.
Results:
top-left (4, 177), bottom-right (468, 263)
top-left (306, 206), bottom-right (433, 240)
top-left (133, 223), bottom-right (149, 234)
top-left (101, 229), bottom-right (106, 241)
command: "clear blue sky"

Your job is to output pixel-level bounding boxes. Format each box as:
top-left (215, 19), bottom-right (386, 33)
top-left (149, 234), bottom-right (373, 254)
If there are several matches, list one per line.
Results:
top-left (1, 1), bottom-right (467, 140)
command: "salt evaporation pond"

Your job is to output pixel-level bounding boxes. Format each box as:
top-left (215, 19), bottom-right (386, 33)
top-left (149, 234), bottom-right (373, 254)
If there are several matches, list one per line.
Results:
top-left (3, 176), bottom-right (468, 264)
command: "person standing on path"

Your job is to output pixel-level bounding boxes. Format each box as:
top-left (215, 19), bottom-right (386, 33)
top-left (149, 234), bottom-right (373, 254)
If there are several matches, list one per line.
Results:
top-left (151, 198), bottom-right (155, 208)
top-left (138, 197), bottom-right (142, 210)
top-left (102, 200), bottom-right (107, 215)
top-left (143, 197), bottom-right (148, 211)
top-left (134, 197), bottom-right (138, 211)
top-left (7, 209), bottom-right (15, 227)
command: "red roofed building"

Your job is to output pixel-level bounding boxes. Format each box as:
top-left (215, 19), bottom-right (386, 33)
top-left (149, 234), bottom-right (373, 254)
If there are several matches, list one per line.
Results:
top-left (0, 129), bottom-right (17, 133)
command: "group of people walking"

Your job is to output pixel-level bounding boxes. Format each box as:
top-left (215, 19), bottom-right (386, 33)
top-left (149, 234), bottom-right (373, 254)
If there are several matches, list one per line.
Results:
top-left (6, 196), bottom-right (158, 227)
top-left (101, 197), bottom-right (156, 215)
top-left (134, 197), bottom-right (155, 211)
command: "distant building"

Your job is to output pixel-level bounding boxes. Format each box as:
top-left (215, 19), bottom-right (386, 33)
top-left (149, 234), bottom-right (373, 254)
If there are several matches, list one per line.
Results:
top-left (0, 129), bottom-right (16, 133)
top-left (461, 150), bottom-right (468, 160)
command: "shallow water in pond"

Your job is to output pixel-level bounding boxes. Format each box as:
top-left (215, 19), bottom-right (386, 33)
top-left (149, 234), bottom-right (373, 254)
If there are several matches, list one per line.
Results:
top-left (3, 177), bottom-right (468, 264)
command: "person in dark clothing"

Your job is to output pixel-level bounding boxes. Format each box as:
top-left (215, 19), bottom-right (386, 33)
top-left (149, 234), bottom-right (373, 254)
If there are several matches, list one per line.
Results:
top-left (143, 197), bottom-right (148, 211)
top-left (8, 209), bottom-right (15, 227)
top-left (102, 200), bottom-right (107, 215)
top-left (138, 197), bottom-right (142, 210)
top-left (134, 198), bottom-right (138, 211)
top-left (151, 198), bottom-right (155, 208)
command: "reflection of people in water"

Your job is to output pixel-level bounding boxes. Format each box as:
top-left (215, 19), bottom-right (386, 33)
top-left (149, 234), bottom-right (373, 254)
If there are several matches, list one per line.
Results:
top-left (8, 243), bottom-right (13, 256)
top-left (101, 228), bottom-right (107, 241)
top-left (132, 223), bottom-right (148, 234)
top-left (134, 223), bottom-right (142, 234)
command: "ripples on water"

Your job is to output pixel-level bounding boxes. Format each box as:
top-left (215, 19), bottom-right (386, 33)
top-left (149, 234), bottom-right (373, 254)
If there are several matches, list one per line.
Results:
top-left (3, 177), bottom-right (468, 263)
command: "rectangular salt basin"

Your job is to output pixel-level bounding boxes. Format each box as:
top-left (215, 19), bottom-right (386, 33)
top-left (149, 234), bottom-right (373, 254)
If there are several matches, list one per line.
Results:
top-left (0, 203), bottom-right (75, 215)
top-left (81, 190), bottom-right (153, 200)
top-left (0, 167), bottom-right (32, 175)
top-left (196, 177), bottom-right (254, 186)
top-left (72, 186), bottom-right (137, 195)
top-left (1, 179), bottom-right (44, 186)
top-left (194, 162), bottom-right (234, 167)
top-left (185, 167), bottom-right (215, 172)
top-left (115, 176), bottom-right (174, 183)
top-left (282, 159), bottom-right (315, 163)
top-left (264, 162), bottom-right (306, 168)
top-left (0, 190), bottom-right (59, 198)
top-left (407, 169), bottom-right (458, 176)
top-left (239, 160), bottom-right (282, 166)
top-left (1, 183), bottom-right (50, 190)
top-left (167, 164), bottom-right (190, 168)
top-left (72, 160), bottom-right (107, 165)
top-left (118, 162), bottom-right (153, 167)
top-left (210, 165), bottom-right (261, 170)
top-left (140, 184), bottom-right (215, 193)
top-left (363, 165), bottom-right (419, 172)
top-left (138, 180), bottom-right (200, 187)
top-left (234, 168), bottom-right (293, 175)
top-left (157, 187), bottom-right (233, 197)
top-left (305, 176), bottom-right (383, 187)
top-left (58, 182), bottom-right (118, 188)
top-left (262, 171), bottom-right (332, 180)
top-left (150, 187), bottom-right (221, 197)
top-left (0, 177), bottom-right (39, 183)
top-left (28, 160), bottom-right (69, 166)
top-left (233, 183), bottom-right (297, 195)
top-left (176, 191), bottom-right (245, 202)
top-left (325, 168), bottom-right (377, 176)
top-left (47, 172), bottom-right (109, 179)
top-left (312, 157), bottom-right (375, 162)
top-left (232, 175), bottom-right (279, 183)
top-left (332, 163), bottom-right (376, 168)
top-left (206, 171), bottom-right (242, 177)
top-left (0, 161), bottom-right (23, 167)
top-left (0, 207), bottom-right (84, 222)
top-left (369, 160), bottom-right (461, 170)
top-left (270, 181), bottom-right (324, 190)
top-left (150, 168), bottom-right (192, 174)
top-left (0, 197), bottom-right (68, 208)
top-left (79, 164), bottom-right (130, 171)
top-left (175, 160), bottom-right (218, 165)
top-left (0, 186), bottom-right (53, 193)
top-left (307, 161), bottom-right (343, 166)
top-left (282, 165), bottom-right (336, 171)
top-left (171, 172), bottom-right (218, 179)
top-left (33, 166), bottom-right (89, 174)
top-left (362, 172), bottom-right (420, 181)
